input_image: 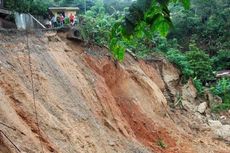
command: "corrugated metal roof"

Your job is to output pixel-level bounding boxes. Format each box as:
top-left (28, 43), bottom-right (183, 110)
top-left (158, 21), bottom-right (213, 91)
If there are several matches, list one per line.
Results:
top-left (216, 70), bottom-right (230, 77)
top-left (49, 7), bottom-right (79, 10)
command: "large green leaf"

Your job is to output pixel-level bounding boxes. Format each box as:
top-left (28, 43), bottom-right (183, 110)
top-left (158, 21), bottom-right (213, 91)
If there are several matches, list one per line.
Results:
top-left (180, 0), bottom-right (190, 9)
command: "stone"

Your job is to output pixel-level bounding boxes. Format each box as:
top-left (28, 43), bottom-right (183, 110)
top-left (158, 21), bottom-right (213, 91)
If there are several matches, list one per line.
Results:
top-left (189, 122), bottom-right (201, 131)
top-left (220, 115), bottom-right (227, 120)
top-left (183, 100), bottom-right (196, 111)
top-left (182, 79), bottom-right (197, 103)
top-left (197, 102), bottom-right (207, 114)
top-left (208, 120), bottom-right (222, 128)
top-left (108, 140), bottom-right (116, 146)
top-left (208, 120), bottom-right (230, 141)
top-left (214, 125), bottom-right (230, 141)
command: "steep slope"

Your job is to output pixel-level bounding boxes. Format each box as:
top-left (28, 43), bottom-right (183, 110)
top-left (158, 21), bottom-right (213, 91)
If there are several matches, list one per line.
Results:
top-left (0, 30), bottom-right (229, 153)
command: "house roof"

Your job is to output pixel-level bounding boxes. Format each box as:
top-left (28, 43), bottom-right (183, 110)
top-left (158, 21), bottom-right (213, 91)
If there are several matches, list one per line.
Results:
top-left (49, 7), bottom-right (79, 11)
top-left (216, 70), bottom-right (230, 78)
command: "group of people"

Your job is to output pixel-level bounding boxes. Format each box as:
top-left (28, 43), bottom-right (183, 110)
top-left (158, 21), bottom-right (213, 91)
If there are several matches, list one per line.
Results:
top-left (49, 13), bottom-right (78, 28)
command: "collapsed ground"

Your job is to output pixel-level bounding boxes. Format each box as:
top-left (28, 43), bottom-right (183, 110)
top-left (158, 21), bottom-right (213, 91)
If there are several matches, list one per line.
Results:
top-left (0, 30), bottom-right (229, 153)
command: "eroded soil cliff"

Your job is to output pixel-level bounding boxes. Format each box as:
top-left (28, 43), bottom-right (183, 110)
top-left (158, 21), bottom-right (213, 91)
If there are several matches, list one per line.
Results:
top-left (0, 30), bottom-right (229, 153)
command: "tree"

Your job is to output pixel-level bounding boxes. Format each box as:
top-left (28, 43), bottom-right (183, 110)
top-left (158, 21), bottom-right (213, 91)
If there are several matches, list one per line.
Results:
top-left (103, 0), bottom-right (132, 14)
top-left (168, 0), bottom-right (230, 55)
top-left (186, 44), bottom-right (214, 83)
top-left (79, 0), bottom-right (121, 45)
top-left (5, 0), bottom-right (49, 16)
top-left (109, 0), bottom-right (190, 61)
top-left (212, 50), bottom-right (230, 71)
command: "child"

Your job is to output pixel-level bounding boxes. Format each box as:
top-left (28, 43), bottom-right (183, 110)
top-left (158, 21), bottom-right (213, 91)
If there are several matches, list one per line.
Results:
top-left (60, 14), bottom-right (64, 26)
top-left (69, 13), bottom-right (75, 26)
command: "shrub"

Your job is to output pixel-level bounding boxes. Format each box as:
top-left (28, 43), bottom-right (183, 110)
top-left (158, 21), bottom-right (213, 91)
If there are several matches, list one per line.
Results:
top-left (211, 78), bottom-right (230, 112)
top-left (79, 0), bottom-right (120, 46)
top-left (193, 78), bottom-right (204, 95)
top-left (212, 50), bottom-right (230, 71)
top-left (186, 45), bottom-right (214, 84)
top-left (5, 0), bottom-right (49, 16)
top-left (156, 139), bottom-right (167, 149)
top-left (166, 49), bottom-right (193, 82)
top-left (64, 17), bottom-right (70, 25)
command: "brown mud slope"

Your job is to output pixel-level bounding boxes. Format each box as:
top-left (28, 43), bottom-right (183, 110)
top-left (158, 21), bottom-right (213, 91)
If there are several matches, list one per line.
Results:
top-left (0, 30), bottom-right (229, 153)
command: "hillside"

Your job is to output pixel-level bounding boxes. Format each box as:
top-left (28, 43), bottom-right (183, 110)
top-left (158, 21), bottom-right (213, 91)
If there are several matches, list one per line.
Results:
top-left (0, 30), bottom-right (229, 153)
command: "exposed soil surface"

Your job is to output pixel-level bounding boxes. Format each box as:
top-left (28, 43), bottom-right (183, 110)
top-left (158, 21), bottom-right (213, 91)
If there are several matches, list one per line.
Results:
top-left (0, 30), bottom-right (229, 153)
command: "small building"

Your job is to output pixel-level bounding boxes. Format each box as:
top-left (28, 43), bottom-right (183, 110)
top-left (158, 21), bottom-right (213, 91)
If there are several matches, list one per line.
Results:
top-left (49, 7), bottom-right (79, 17)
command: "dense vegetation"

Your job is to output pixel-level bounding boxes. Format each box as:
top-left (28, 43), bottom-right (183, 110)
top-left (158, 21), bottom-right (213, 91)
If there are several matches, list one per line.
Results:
top-left (4, 0), bottom-right (49, 15)
top-left (5, 0), bottom-right (230, 112)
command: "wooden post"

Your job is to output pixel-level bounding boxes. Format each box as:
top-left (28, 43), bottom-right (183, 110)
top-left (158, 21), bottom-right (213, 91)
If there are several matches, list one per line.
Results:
top-left (29, 14), bottom-right (46, 29)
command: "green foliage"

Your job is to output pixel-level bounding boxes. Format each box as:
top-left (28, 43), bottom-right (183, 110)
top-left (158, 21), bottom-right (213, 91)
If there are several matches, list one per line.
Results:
top-left (186, 44), bottom-right (214, 83)
top-left (169, 0), bottom-right (230, 54)
top-left (166, 49), bottom-right (193, 81)
top-left (5, 0), bottom-right (32, 13)
top-left (211, 78), bottom-right (230, 101)
top-left (156, 139), bottom-right (167, 149)
top-left (211, 78), bottom-right (230, 112)
top-left (103, 0), bottom-right (132, 14)
top-left (164, 42), bottom-right (216, 95)
top-left (109, 0), bottom-right (190, 61)
top-left (165, 43), bottom-right (214, 92)
top-left (79, 0), bottom-right (121, 46)
top-left (64, 17), bottom-right (70, 25)
top-left (212, 50), bottom-right (230, 71)
top-left (181, 0), bottom-right (190, 9)
top-left (5, 0), bottom-right (49, 16)
top-left (193, 78), bottom-right (204, 95)
top-left (30, 1), bottom-right (49, 16)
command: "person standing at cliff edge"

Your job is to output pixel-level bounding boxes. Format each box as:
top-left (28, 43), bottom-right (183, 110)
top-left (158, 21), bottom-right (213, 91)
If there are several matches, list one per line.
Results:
top-left (70, 13), bottom-right (75, 26)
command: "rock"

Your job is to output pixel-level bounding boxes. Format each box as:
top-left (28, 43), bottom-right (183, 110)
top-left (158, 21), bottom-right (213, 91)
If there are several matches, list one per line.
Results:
top-left (208, 120), bottom-right (222, 128)
top-left (189, 122), bottom-right (201, 131)
top-left (214, 125), bottom-right (230, 141)
top-left (194, 112), bottom-right (205, 120)
top-left (161, 59), bottom-right (181, 97)
top-left (182, 79), bottom-right (197, 103)
top-left (197, 102), bottom-right (207, 114)
top-left (220, 115), bottom-right (227, 120)
top-left (183, 100), bottom-right (196, 111)
top-left (208, 120), bottom-right (230, 141)
top-left (139, 60), bottom-right (165, 91)
top-left (213, 95), bottom-right (222, 104)
top-left (108, 140), bottom-right (116, 146)
top-left (204, 89), bottom-right (222, 108)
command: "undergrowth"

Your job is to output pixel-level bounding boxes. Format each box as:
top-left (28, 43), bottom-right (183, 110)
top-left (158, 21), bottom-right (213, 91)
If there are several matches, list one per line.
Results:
top-left (156, 139), bottom-right (167, 149)
top-left (211, 78), bottom-right (230, 112)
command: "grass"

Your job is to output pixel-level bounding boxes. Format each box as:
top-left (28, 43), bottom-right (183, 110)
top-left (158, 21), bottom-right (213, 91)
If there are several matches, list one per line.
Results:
top-left (156, 139), bottom-right (167, 149)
